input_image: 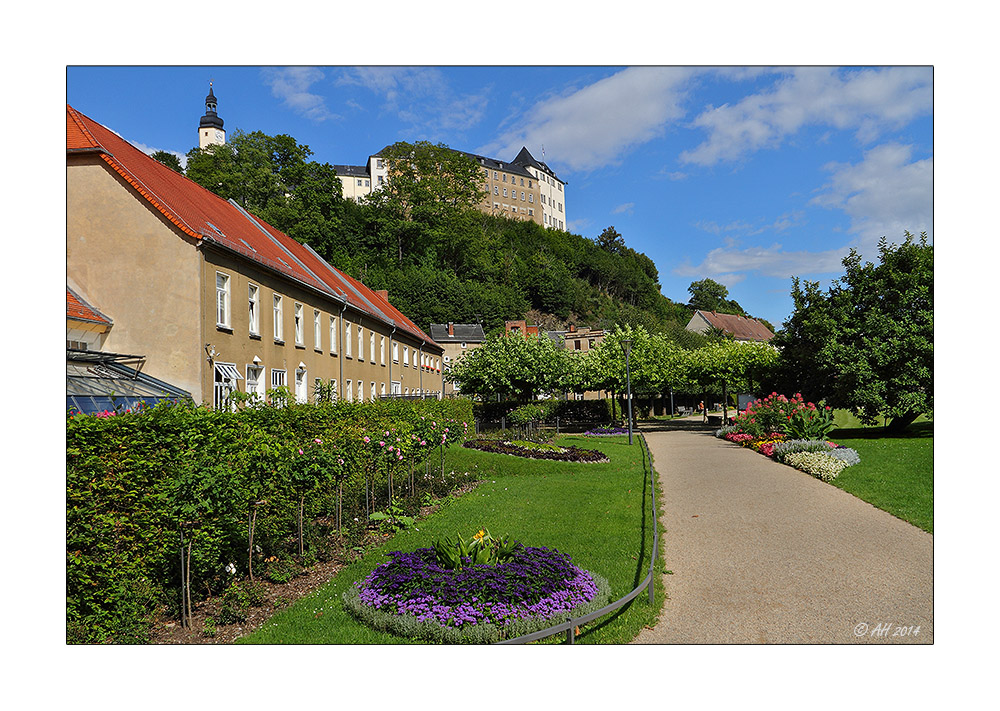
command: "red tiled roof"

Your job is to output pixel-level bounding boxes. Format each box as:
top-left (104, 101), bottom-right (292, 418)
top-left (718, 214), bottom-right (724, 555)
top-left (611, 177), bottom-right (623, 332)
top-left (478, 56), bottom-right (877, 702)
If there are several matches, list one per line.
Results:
top-left (694, 310), bottom-right (774, 342)
top-left (66, 105), bottom-right (438, 350)
top-left (67, 288), bottom-right (112, 325)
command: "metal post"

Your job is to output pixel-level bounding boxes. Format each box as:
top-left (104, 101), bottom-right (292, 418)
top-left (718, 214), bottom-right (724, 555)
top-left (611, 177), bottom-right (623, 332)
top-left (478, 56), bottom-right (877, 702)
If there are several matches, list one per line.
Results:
top-left (622, 339), bottom-right (634, 445)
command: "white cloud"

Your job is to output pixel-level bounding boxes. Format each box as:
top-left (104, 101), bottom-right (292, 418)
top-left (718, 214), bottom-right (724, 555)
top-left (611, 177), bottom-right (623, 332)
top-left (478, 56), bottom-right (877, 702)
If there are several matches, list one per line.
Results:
top-left (674, 243), bottom-right (848, 280)
top-left (613, 202), bottom-right (635, 215)
top-left (810, 142), bottom-right (933, 257)
top-left (694, 212), bottom-right (805, 238)
top-left (261, 67), bottom-right (338, 122)
top-left (673, 141), bottom-right (931, 282)
top-left (478, 66), bottom-right (701, 172)
top-left (680, 67), bottom-right (932, 166)
top-left (336, 67), bottom-right (488, 138)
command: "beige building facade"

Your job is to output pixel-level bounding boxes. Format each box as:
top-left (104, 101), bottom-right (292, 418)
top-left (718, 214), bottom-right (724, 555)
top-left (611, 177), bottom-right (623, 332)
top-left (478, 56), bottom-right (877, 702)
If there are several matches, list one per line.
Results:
top-left (68, 104), bottom-right (443, 409)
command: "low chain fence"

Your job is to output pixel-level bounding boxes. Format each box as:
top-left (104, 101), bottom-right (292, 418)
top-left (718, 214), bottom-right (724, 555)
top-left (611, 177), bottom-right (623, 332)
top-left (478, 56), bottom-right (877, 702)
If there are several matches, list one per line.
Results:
top-left (496, 433), bottom-right (659, 644)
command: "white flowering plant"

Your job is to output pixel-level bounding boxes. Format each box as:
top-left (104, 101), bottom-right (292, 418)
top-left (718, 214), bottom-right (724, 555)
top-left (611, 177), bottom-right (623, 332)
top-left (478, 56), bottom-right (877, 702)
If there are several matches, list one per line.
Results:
top-left (783, 451), bottom-right (849, 482)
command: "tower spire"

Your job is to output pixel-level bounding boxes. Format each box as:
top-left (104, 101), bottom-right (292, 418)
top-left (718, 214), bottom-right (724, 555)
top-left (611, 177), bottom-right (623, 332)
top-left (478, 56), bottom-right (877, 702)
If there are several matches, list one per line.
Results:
top-left (199, 82), bottom-right (225, 149)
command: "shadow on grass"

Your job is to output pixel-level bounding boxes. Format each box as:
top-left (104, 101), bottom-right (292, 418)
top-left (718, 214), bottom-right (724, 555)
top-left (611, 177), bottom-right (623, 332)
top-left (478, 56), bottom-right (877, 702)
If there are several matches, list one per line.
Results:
top-left (575, 436), bottom-right (655, 643)
top-left (832, 421), bottom-right (933, 440)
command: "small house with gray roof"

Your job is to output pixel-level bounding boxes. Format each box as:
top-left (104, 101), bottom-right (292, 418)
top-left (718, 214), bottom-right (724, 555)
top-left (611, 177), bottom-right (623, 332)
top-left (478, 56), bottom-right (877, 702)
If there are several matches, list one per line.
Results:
top-left (429, 323), bottom-right (487, 396)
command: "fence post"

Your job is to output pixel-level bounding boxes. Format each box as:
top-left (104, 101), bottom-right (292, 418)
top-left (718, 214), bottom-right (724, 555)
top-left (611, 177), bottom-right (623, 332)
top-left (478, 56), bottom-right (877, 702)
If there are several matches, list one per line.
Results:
top-left (566, 617), bottom-right (575, 644)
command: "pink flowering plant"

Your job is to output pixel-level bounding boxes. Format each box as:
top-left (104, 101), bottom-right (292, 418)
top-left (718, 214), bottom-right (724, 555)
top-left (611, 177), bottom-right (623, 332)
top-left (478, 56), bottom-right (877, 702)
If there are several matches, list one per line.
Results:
top-left (731, 393), bottom-right (801, 439)
top-left (290, 437), bottom-right (344, 555)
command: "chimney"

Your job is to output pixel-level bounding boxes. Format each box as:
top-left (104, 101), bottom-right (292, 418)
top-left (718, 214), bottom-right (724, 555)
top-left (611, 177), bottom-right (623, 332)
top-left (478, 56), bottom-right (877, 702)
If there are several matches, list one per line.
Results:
top-left (569, 324), bottom-right (576, 333)
top-left (448, 322), bottom-right (454, 336)
top-left (375, 290), bottom-right (389, 303)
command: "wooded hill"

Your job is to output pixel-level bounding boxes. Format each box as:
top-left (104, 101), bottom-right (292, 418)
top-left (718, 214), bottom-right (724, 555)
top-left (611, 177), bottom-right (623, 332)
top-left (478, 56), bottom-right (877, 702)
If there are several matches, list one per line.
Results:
top-left (180, 133), bottom-right (738, 343)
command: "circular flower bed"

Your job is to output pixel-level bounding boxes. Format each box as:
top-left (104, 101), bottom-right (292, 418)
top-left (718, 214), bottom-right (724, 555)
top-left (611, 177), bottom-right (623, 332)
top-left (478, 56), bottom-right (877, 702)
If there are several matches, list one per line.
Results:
top-left (462, 439), bottom-right (609, 463)
top-left (343, 543), bottom-right (612, 643)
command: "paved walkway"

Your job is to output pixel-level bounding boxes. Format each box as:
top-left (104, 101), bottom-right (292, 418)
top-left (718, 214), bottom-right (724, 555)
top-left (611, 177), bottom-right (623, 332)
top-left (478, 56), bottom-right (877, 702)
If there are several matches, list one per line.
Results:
top-left (632, 427), bottom-right (933, 644)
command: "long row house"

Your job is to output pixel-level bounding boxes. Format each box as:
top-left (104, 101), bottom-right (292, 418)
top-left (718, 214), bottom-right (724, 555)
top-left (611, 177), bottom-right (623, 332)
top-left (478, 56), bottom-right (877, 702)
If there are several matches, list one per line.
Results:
top-left (67, 104), bottom-right (445, 411)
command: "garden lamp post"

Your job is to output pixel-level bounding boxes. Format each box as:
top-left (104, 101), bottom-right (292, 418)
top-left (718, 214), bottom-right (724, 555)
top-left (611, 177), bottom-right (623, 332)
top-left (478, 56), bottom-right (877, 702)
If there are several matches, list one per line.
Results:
top-left (621, 338), bottom-right (634, 445)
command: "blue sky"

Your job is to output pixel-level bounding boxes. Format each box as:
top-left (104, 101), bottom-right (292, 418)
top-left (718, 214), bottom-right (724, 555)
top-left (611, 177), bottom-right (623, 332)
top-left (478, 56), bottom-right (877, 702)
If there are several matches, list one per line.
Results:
top-left (66, 65), bottom-right (933, 328)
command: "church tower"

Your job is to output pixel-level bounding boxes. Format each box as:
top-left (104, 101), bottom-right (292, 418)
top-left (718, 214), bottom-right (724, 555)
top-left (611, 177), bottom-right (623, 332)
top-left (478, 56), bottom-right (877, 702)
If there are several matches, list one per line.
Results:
top-left (198, 83), bottom-right (226, 149)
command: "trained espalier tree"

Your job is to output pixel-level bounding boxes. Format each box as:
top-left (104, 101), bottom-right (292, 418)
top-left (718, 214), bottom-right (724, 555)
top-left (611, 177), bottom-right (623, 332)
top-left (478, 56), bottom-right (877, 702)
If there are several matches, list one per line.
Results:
top-left (684, 340), bottom-right (779, 420)
top-left (582, 325), bottom-right (676, 398)
top-left (446, 331), bottom-right (572, 401)
top-left (772, 232), bottom-right (932, 432)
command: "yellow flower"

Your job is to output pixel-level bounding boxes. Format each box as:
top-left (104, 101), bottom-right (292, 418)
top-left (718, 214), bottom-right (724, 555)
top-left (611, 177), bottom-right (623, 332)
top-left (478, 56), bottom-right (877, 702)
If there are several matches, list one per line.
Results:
top-left (473, 529), bottom-right (485, 541)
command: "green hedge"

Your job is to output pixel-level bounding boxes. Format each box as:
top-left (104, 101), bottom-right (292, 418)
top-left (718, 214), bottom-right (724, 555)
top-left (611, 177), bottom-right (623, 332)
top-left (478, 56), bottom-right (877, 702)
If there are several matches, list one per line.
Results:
top-left (66, 397), bottom-right (473, 643)
top-left (473, 399), bottom-right (613, 425)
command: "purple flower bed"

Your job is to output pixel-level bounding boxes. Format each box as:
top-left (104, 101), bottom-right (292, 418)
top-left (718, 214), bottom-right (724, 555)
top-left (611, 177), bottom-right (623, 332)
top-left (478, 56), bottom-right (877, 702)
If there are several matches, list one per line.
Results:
top-left (583, 426), bottom-right (630, 436)
top-left (462, 439), bottom-right (609, 463)
top-left (350, 544), bottom-right (602, 633)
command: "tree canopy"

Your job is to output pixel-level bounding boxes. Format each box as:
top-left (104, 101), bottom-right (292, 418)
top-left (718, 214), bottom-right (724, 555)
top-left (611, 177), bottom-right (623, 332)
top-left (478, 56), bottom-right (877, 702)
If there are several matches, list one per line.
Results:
top-left (151, 150), bottom-right (183, 173)
top-left (446, 332), bottom-right (572, 401)
top-left (771, 232), bottom-right (933, 431)
top-left (185, 130), bottom-right (352, 258)
top-left (686, 278), bottom-right (747, 316)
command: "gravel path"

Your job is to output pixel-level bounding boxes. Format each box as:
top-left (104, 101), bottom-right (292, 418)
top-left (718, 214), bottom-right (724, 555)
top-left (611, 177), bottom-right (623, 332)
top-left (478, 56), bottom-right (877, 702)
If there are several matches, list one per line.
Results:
top-left (632, 428), bottom-right (932, 644)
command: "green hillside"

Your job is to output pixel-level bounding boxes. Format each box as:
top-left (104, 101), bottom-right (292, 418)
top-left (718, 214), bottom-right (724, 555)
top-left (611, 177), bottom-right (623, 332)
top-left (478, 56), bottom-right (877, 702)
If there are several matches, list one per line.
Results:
top-left (182, 133), bottom-right (720, 339)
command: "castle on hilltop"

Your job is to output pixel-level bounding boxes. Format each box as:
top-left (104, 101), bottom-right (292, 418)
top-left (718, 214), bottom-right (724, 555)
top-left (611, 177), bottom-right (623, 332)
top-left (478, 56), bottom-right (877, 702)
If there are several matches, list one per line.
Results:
top-left (335, 145), bottom-right (568, 230)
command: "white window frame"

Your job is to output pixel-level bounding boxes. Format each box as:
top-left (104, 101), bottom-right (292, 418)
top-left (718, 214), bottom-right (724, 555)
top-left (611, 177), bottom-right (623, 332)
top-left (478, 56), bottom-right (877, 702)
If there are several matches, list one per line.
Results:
top-left (345, 321), bottom-right (352, 357)
top-left (371, 382), bottom-right (376, 401)
top-left (392, 342), bottom-right (399, 363)
top-left (380, 336), bottom-right (385, 365)
top-left (358, 326), bottom-right (364, 360)
top-left (404, 347), bottom-right (409, 367)
top-left (370, 332), bottom-right (376, 362)
top-left (357, 380), bottom-right (363, 403)
top-left (246, 364), bottom-right (265, 403)
top-left (273, 294), bottom-right (284, 342)
top-left (270, 368), bottom-right (286, 389)
top-left (248, 283), bottom-right (260, 335)
top-left (294, 302), bottom-right (304, 345)
top-left (346, 379), bottom-right (353, 402)
top-left (213, 361), bottom-right (242, 411)
top-left (314, 310), bottom-right (322, 351)
top-left (330, 315), bottom-right (338, 354)
top-left (216, 272), bottom-right (231, 328)
top-left (329, 378), bottom-right (338, 401)
top-left (295, 367), bottom-right (308, 404)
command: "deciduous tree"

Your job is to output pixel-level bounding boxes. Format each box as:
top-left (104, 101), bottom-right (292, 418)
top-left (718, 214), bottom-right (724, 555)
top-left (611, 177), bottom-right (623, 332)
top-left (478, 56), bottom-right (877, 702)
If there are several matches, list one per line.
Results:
top-left (773, 232), bottom-right (933, 432)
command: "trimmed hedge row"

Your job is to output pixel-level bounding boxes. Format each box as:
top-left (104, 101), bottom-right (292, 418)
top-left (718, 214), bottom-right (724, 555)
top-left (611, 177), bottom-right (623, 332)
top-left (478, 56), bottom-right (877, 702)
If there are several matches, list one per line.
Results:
top-left (66, 397), bottom-right (473, 644)
top-left (474, 399), bottom-right (614, 426)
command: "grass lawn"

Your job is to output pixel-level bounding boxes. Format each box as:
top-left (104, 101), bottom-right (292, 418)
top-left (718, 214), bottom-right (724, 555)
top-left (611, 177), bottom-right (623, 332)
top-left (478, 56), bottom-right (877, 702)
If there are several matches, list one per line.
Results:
top-left (239, 434), bottom-right (663, 644)
top-left (829, 420), bottom-right (933, 533)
